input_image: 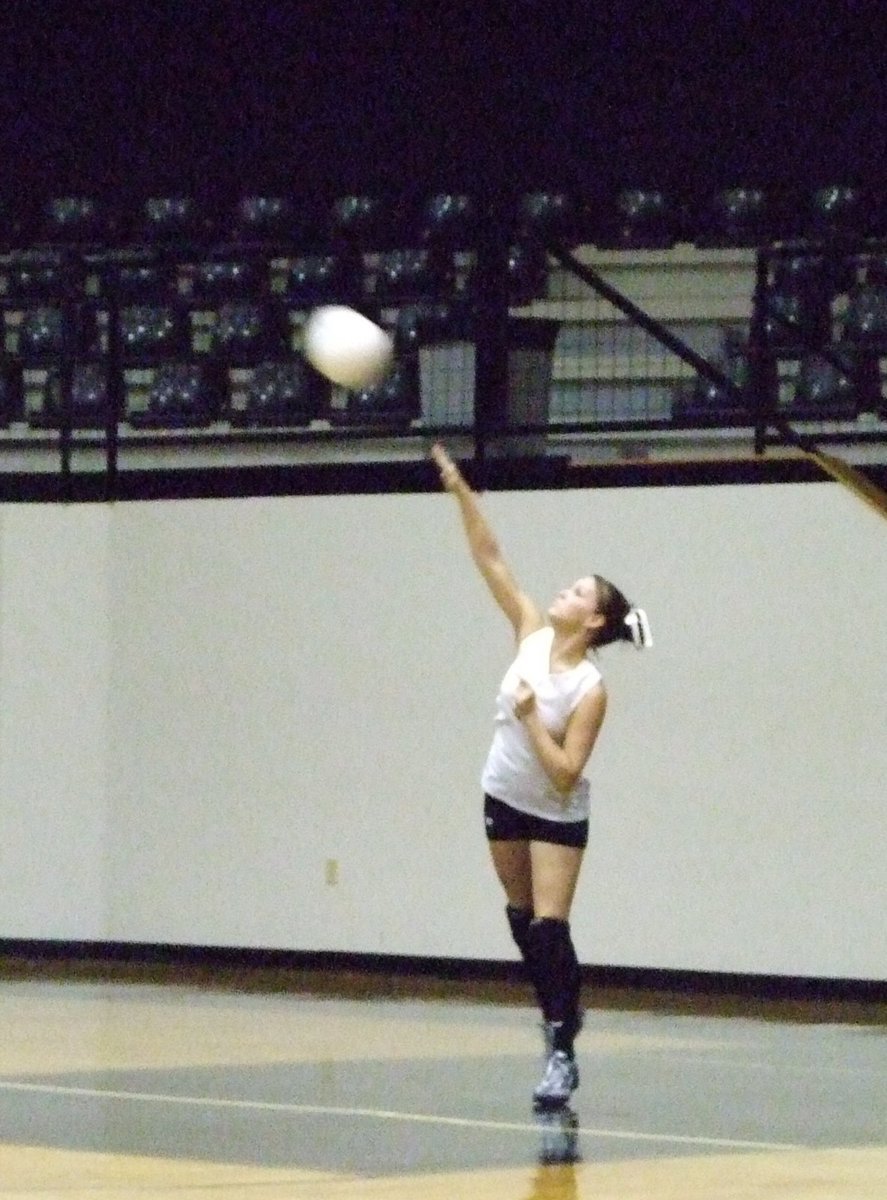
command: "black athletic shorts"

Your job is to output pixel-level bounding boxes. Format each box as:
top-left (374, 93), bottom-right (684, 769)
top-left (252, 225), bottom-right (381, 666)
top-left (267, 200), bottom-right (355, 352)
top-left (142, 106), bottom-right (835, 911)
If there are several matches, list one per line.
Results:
top-left (484, 793), bottom-right (589, 849)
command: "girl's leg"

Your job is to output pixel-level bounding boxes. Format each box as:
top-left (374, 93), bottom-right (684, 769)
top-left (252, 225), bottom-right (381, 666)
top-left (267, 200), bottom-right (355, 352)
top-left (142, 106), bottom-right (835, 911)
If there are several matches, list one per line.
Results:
top-left (489, 838), bottom-right (535, 965)
top-left (529, 841), bottom-right (584, 920)
top-left (488, 839), bottom-right (533, 910)
top-left (528, 841), bottom-right (585, 1057)
top-left (488, 839), bottom-right (550, 1011)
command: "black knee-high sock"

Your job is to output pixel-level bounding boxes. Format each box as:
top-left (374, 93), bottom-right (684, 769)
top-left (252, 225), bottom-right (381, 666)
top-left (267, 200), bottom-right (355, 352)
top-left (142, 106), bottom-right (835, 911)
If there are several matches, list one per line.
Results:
top-left (526, 917), bottom-right (582, 1055)
top-left (506, 905), bottom-right (546, 1010)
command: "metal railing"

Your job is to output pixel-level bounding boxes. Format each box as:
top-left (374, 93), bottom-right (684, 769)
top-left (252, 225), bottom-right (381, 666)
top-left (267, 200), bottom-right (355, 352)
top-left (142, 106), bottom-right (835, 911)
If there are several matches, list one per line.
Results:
top-left (1, 223), bottom-right (885, 497)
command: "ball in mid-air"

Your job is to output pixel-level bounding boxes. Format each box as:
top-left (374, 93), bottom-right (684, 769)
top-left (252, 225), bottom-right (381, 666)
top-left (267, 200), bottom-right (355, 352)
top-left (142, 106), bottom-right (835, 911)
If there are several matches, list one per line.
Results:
top-left (302, 305), bottom-right (394, 390)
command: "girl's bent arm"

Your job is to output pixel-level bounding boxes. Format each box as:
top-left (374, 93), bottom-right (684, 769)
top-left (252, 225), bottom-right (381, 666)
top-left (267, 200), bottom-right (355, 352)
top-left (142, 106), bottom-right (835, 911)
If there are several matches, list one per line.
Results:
top-left (517, 683), bottom-right (607, 796)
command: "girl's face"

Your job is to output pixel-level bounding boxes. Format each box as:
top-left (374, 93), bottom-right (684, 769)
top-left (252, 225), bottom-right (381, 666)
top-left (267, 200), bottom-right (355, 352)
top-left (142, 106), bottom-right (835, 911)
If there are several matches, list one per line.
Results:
top-left (548, 576), bottom-right (601, 630)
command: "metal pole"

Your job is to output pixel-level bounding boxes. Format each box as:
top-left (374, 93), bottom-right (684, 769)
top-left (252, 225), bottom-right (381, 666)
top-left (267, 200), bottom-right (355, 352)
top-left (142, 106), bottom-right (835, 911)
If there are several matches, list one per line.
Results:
top-left (471, 193), bottom-right (511, 482)
top-left (748, 248), bottom-right (775, 455)
top-left (103, 259), bottom-right (123, 499)
top-left (58, 251), bottom-right (77, 498)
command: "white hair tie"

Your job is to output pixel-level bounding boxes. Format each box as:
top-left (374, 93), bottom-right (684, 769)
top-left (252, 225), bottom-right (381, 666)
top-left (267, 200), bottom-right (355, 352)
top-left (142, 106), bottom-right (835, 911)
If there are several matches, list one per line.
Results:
top-left (624, 607), bottom-right (653, 649)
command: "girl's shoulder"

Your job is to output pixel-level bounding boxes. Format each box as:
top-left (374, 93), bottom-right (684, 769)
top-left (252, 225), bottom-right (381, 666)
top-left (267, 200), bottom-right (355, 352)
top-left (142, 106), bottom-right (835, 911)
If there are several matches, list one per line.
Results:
top-left (514, 624), bottom-right (553, 661)
top-left (517, 623), bottom-right (553, 648)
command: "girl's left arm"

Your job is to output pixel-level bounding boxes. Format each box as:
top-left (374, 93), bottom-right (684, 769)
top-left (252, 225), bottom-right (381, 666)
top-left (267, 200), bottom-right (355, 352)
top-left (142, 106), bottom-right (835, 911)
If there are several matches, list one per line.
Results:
top-left (515, 682), bottom-right (607, 797)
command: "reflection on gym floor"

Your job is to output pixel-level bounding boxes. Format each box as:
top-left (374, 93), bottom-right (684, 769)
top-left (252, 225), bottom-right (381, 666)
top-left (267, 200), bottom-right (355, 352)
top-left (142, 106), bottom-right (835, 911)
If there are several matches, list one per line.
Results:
top-left (0, 976), bottom-right (884, 1199)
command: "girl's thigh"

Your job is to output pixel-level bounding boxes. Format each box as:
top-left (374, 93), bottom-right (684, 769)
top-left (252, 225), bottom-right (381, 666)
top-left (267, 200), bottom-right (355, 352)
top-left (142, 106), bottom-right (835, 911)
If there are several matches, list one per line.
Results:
top-left (488, 839), bottom-right (533, 910)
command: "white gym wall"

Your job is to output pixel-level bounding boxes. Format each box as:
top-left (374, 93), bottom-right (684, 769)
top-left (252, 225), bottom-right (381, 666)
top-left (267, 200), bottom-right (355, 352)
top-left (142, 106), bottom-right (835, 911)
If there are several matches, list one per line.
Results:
top-left (0, 481), bottom-right (884, 980)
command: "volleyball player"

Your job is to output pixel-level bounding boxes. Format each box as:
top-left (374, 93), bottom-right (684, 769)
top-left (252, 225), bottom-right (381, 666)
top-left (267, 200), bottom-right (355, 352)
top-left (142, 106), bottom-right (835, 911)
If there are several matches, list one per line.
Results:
top-left (431, 443), bottom-right (651, 1106)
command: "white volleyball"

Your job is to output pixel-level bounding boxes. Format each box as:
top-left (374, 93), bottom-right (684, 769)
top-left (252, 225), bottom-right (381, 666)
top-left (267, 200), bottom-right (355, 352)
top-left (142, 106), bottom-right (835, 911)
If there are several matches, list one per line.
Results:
top-left (302, 305), bottom-right (394, 390)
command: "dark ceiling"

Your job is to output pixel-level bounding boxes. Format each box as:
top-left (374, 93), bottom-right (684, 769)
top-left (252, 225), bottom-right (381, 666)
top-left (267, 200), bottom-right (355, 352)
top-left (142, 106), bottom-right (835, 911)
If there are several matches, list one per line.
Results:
top-left (0, 1), bottom-right (883, 209)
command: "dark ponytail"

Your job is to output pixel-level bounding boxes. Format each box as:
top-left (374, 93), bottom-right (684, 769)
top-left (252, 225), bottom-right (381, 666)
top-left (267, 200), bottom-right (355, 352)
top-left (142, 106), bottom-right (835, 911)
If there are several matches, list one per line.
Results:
top-left (592, 575), bottom-right (653, 650)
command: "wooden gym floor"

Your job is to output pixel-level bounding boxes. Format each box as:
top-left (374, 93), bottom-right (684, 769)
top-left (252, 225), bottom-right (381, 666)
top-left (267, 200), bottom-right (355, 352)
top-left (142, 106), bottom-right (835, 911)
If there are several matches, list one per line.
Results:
top-left (0, 968), bottom-right (884, 1199)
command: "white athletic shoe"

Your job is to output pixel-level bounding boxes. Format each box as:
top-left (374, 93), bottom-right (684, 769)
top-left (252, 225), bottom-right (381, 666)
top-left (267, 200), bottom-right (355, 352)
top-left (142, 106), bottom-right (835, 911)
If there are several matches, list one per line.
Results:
top-left (533, 1049), bottom-right (579, 1108)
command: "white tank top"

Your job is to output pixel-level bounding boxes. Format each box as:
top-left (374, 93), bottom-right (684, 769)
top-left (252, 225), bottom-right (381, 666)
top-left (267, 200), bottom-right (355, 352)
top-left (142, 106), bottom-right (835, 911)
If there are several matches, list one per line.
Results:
top-left (481, 626), bottom-right (603, 822)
